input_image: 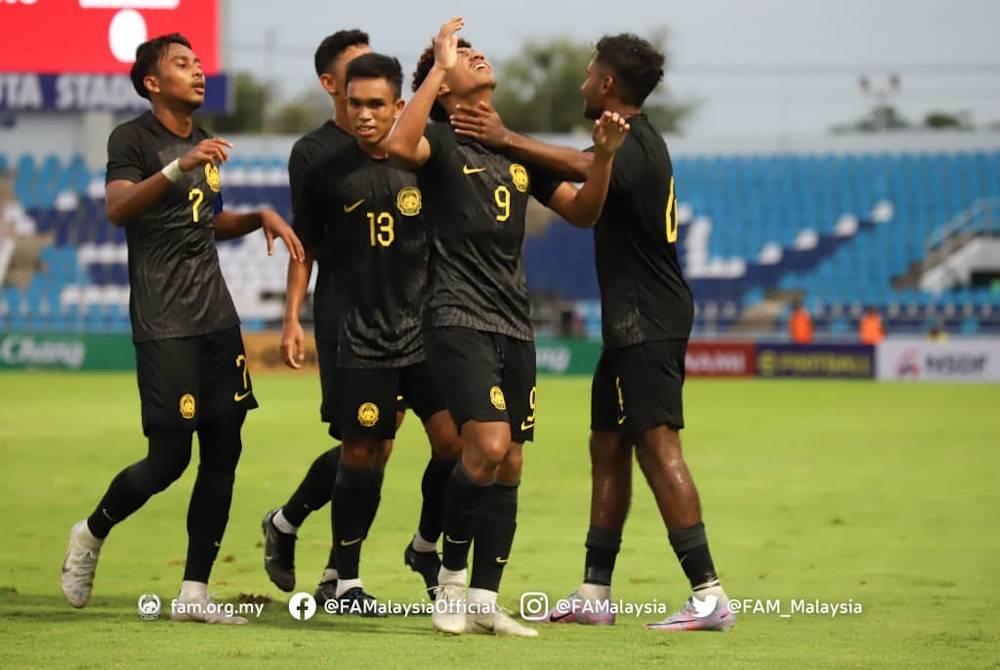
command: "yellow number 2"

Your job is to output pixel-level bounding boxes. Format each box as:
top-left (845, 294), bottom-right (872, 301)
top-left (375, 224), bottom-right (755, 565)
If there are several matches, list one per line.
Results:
top-left (495, 185), bottom-right (511, 222)
top-left (189, 187), bottom-right (204, 224)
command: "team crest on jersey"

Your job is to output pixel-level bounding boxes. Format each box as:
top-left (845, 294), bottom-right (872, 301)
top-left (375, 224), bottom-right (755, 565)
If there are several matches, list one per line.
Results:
top-left (396, 186), bottom-right (422, 217)
top-left (204, 163), bottom-right (221, 192)
top-left (489, 386), bottom-right (507, 411)
top-left (179, 393), bottom-right (196, 419)
top-left (509, 163), bottom-right (529, 193)
top-left (357, 402), bottom-right (380, 427)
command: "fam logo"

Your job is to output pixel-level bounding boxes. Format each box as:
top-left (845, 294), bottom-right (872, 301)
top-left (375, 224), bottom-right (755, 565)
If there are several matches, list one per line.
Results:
top-left (896, 350), bottom-right (921, 379)
top-left (489, 386), bottom-right (507, 411)
top-left (357, 402), bottom-right (379, 428)
top-left (204, 163), bottom-right (221, 192)
top-left (137, 592), bottom-right (161, 621)
top-left (396, 186), bottom-right (421, 217)
top-left (179, 393), bottom-right (196, 419)
top-left (509, 163), bottom-right (529, 193)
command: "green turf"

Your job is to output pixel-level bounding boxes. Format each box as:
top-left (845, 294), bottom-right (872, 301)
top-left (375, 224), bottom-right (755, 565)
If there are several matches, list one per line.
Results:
top-left (0, 372), bottom-right (997, 668)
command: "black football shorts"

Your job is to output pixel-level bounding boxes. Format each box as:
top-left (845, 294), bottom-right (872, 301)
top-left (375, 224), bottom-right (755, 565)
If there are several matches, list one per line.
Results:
top-left (591, 339), bottom-right (687, 435)
top-left (423, 326), bottom-right (537, 443)
top-left (134, 326), bottom-right (258, 435)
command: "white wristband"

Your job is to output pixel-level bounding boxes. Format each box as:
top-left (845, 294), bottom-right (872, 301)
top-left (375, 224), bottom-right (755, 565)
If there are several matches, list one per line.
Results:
top-left (160, 158), bottom-right (184, 183)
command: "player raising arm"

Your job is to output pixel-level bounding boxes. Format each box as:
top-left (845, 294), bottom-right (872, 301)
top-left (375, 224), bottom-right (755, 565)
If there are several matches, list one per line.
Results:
top-left (451, 34), bottom-right (736, 632)
top-left (387, 17), bottom-right (628, 636)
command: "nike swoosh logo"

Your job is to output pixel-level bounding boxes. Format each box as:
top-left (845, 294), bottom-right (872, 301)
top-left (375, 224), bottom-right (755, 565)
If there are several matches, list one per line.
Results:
top-left (617, 415), bottom-right (627, 425)
top-left (462, 165), bottom-right (486, 175)
top-left (444, 534), bottom-right (471, 545)
top-left (520, 421), bottom-right (535, 431)
top-left (495, 556), bottom-right (508, 564)
top-left (234, 391), bottom-right (252, 402)
top-left (343, 198), bottom-right (365, 212)
top-left (340, 537), bottom-right (363, 547)
top-left (549, 611), bottom-right (572, 622)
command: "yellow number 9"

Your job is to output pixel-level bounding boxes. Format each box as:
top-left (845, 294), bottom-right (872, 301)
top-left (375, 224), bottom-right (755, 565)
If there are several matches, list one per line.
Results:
top-left (495, 185), bottom-right (511, 222)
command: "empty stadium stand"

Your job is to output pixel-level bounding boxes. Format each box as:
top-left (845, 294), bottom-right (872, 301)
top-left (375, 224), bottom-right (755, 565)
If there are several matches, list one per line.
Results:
top-left (2, 148), bottom-right (998, 338)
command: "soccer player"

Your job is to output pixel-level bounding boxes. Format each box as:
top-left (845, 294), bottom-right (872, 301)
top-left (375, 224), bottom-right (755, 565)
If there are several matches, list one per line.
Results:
top-left (450, 34), bottom-right (736, 631)
top-left (263, 28), bottom-right (371, 603)
top-left (388, 17), bottom-right (629, 636)
top-left (59, 33), bottom-right (303, 624)
top-left (263, 30), bottom-right (456, 604)
top-left (292, 51), bottom-right (462, 613)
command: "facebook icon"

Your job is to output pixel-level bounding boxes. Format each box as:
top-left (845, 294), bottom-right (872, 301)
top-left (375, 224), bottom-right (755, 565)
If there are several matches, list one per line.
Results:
top-left (287, 592), bottom-right (317, 621)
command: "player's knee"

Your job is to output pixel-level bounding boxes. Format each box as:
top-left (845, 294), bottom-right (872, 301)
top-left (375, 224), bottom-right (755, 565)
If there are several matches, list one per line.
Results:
top-left (469, 432), bottom-right (509, 467)
top-left (425, 411), bottom-right (462, 460)
top-left (636, 433), bottom-right (686, 474)
top-left (195, 461), bottom-right (236, 493)
top-left (144, 454), bottom-right (189, 492)
top-left (430, 434), bottom-right (462, 461)
top-left (144, 431), bottom-right (192, 492)
top-left (590, 432), bottom-right (630, 469)
top-left (341, 440), bottom-right (383, 468)
top-left (498, 446), bottom-right (523, 482)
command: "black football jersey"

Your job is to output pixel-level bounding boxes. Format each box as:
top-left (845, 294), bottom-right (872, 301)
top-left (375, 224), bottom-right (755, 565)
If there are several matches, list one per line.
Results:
top-left (296, 143), bottom-right (428, 368)
top-left (593, 114), bottom-right (693, 347)
top-left (105, 111), bottom-right (238, 343)
top-left (288, 120), bottom-right (355, 340)
top-left (418, 123), bottom-right (561, 341)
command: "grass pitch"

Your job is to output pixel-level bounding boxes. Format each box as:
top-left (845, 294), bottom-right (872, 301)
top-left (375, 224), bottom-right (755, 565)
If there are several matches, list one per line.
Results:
top-left (0, 372), bottom-right (996, 668)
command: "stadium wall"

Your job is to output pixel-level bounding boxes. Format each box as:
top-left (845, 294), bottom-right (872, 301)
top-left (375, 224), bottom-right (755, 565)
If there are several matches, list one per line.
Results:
top-left (4, 331), bottom-right (997, 382)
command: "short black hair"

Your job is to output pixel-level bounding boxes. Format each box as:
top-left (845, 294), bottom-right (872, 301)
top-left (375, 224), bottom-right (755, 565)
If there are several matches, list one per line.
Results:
top-left (345, 52), bottom-right (404, 99)
top-left (314, 29), bottom-right (369, 77)
top-left (130, 33), bottom-right (191, 100)
top-left (412, 38), bottom-right (472, 121)
top-left (594, 33), bottom-right (664, 107)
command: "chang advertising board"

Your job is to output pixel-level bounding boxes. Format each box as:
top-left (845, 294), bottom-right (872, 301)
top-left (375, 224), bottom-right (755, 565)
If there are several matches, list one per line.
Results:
top-left (0, 0), bottom-right (226, 112)
top-left (876, 339), bottom-right (1000, 383)
top-left (0, 333), bottom-right (135, 370)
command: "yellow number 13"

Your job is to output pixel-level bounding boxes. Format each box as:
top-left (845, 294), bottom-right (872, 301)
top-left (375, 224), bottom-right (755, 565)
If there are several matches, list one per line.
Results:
top-left (367, 212), bottom-right (395, 247)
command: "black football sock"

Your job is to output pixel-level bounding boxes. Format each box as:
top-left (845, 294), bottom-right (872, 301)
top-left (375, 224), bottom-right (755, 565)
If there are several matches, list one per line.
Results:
top-left (87, 431), bottom-right (193, 539)
top-left (332, 465), bottom-right (382, 581)
top-left (668, 521), bottom-right (720, 590)
top-left (184, 412), bottom-right (244, 583)
top-left (362, 468), bottom-right (384, 539)
top-left (282, 445), bottom-right (341, 528)
top-left (583, 525), bottom-right (622, 586)
top-left (418, 455), bottom-right (457, 544)
top-left (441, 463), bottom-right (492, 571)
top-left (469, 482), bottom-right (518, 593)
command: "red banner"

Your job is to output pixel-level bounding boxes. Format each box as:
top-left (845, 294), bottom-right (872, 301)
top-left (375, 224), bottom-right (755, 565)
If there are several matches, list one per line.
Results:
top-left (686, 341), bottom-right (756, 377)
top-left (0, 1), bottom-right (219, 74)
